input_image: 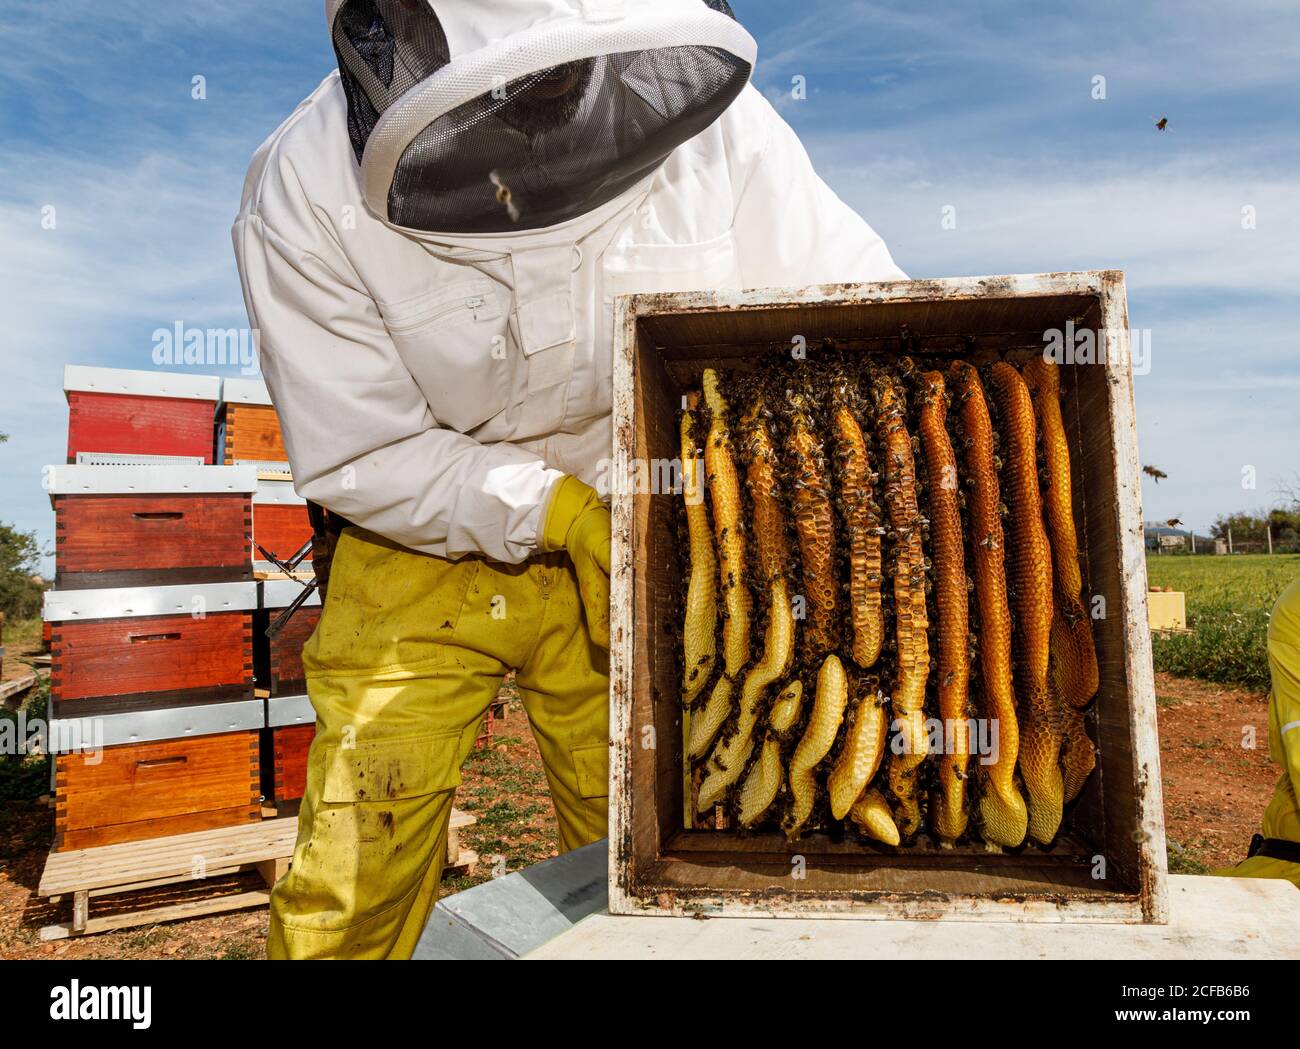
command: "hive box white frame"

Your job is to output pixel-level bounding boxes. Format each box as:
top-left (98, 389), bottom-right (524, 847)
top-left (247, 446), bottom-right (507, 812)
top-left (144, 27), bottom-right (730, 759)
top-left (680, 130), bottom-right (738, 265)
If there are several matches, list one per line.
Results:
top-left (608, 271), bottom-right (1166, 923)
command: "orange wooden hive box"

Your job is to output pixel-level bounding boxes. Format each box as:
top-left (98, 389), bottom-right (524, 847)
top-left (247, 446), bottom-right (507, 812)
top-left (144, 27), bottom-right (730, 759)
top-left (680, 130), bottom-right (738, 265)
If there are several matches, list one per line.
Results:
top-left (218, 377), bottom-right (288, 469)
top-left (64, 365), bottom-right (219, 465)
top-left (48, 694), bottom-right (266, 851)
top-left (263, 693), bottom-right (316, 806)
top-left (259, 580), bottom-right (320, 697)
top-left (54, 731), bottom-right (262, 851)
top-left (255, 582), bottom-right (322, 807)
top-left (49, 464), bottom-right (257, 589)
top-left (253, 479), bottom-right (313, 569)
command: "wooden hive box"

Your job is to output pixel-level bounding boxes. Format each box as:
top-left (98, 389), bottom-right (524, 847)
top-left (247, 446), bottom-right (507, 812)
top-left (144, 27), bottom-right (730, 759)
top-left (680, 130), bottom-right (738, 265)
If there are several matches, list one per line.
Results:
top-left (257, 580), bottom-right (322, 697)
top-left (218, 377), bottom-right (288, 469)
top-left (54, 730), bottom-right (262, 851)
top-left (608, 271), bottom-right (1166, 923)
top-left (45, 582), bottom-right (258, 707)
top-left (253, 479), bottom-right (313, 569)
top-left (263, 693), bottom-right (316, 805)
top-left (49, 464), bottom-right (257, 589)
top-left (64, 365), bottom-right (219, 465)
top-left (46, 669), bottom-right (264, 853)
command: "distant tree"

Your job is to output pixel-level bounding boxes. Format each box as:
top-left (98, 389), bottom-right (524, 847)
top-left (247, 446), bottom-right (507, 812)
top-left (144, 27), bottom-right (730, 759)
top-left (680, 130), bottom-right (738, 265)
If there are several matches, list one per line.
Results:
top-left (0, 523), bottom-right (45, 619)
top-left (1268, 507), bottom-right (1300, 549)
top-left (1211, 511), bottom-right (1264, 541)
top-left (1212, 508), bottom-right (1300, 553)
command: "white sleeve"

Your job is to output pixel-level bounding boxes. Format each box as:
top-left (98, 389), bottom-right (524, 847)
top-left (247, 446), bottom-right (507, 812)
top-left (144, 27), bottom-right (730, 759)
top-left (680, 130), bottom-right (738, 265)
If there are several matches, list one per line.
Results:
top-left (731, 92), bottom-right (907, 289)
top-left (232, 211), bottom-right (562, 564)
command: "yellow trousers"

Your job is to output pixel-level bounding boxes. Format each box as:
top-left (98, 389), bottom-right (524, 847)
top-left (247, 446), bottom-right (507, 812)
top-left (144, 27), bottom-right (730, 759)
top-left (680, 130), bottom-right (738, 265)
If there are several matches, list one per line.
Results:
top-left (268, 528), bottom-right (610, 959)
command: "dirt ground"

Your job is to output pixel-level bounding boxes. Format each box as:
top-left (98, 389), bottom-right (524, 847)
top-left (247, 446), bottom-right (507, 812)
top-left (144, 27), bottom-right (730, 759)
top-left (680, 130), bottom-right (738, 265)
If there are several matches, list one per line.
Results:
top-left (0, 666), bottom-right (1280, 958)
top-left (1154, 671), bottom-right (1275, 873)
top-left (1, 617), bottom-right (43, 686)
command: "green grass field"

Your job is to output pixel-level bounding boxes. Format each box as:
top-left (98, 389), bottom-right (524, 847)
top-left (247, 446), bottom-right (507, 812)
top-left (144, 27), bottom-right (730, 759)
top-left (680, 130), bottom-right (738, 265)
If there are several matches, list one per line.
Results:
top-left (1146, 553), bottom-right (1300, 690)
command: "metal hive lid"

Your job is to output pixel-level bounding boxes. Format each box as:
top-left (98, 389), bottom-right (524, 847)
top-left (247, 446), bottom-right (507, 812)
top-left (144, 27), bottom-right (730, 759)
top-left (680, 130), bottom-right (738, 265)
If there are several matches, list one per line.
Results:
top-left (43, 581), bottom-right (260, 622)
top-left (45, 464), bottom-right (258, 499)
top-left (64, 364), bottom-right (221, 402)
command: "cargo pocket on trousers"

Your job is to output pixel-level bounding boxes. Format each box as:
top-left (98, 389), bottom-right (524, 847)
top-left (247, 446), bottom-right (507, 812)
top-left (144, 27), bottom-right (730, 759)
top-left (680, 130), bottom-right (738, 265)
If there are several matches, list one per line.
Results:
top-left (290, 732), bottom-right (466, 934)
top-left (571, 740), bottom-right (610, 800)
top-left (322, 731), bottom-right (463, 805)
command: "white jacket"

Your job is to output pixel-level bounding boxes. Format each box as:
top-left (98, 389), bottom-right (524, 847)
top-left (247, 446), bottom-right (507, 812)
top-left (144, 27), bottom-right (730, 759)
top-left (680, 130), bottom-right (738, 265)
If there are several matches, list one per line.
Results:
top-left (233, 74), bottom-right (904, 564)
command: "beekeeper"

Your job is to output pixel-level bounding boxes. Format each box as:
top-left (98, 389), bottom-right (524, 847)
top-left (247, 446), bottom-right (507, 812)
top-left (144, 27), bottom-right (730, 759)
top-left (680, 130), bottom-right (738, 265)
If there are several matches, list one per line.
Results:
top-left (233, 0), bottom-right (905, 959)
top-left (1218, 577), bottom-right (1300, 889)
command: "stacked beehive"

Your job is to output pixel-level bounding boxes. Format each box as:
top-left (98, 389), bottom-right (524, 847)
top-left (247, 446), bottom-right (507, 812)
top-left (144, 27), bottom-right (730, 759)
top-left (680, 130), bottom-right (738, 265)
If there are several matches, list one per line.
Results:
top-left (46, 367), bottom-right (319, 849)
top-left (259, 581), bottom-right (319, 809)
top-left (222, 378), bottom-right (319, 811)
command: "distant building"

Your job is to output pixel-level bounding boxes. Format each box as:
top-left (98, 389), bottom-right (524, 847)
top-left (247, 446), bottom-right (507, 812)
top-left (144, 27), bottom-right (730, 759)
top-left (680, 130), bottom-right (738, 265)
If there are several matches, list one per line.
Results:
top-left (1144, 523), bottom-right (1194, 551)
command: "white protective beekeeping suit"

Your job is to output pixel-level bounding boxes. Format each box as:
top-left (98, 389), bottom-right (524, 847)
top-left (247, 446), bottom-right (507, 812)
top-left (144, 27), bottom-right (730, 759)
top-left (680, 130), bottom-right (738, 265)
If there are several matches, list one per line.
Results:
top-left (233, 0), bottom-right (905, 564)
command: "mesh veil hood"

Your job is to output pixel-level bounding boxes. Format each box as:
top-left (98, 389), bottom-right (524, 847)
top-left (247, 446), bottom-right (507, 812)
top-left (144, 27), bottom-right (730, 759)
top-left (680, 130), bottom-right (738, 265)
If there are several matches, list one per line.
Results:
top-left (327, 0), bottom-right (756, 234)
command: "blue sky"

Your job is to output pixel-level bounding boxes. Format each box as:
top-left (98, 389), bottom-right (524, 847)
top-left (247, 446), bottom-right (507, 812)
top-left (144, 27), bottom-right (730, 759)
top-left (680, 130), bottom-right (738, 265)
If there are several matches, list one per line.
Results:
top-left (1, 1), bottom-right (1297, 573)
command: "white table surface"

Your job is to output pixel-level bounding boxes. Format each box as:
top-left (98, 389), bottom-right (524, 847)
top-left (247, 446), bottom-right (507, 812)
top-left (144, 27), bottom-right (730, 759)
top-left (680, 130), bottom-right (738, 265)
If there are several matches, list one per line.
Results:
top-left (527, 875), bottom-right (1300, 960)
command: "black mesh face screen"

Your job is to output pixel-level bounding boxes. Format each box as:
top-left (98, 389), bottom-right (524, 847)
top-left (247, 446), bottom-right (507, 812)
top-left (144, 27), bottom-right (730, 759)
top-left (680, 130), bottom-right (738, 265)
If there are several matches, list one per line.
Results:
top-left (387, 45), bottom-right (750, 233)
top-left (703, 0), bottom-right (738, 19)
top-left (332, 0), bottom-right (450, 163)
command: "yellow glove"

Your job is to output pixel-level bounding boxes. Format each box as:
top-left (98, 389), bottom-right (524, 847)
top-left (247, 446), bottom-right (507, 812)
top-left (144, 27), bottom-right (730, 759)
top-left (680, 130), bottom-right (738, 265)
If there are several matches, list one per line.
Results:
top-left (540, 475), bottom-right (611, 648)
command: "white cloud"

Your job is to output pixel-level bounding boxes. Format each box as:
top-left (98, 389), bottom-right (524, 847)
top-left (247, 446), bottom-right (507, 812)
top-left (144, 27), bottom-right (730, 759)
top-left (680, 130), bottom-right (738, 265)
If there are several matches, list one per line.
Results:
top-left (825, 160), bottom-right (1300, 296)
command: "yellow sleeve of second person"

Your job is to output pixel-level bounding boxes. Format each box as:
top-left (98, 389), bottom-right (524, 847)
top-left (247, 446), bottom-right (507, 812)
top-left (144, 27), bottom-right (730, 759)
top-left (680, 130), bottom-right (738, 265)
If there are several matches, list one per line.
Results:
top-left (1263, 578), bottom-right (1300, 844)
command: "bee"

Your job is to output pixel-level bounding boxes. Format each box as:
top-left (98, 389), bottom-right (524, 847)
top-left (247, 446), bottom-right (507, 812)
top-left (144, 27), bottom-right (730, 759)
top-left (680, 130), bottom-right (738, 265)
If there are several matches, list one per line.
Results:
top-left (488, 170), bottom-right (521, 222)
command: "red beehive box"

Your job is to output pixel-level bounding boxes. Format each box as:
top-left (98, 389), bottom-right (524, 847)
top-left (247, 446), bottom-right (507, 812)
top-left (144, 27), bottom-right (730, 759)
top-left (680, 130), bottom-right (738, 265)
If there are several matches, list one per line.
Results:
top-left (45, 582), bottom-right (258, 706)
top-left (253, 479), bottom-right (313, 567)
top-left (49, 464), bottom-right (257, 588)
top-left (264, 693), bottom-right (316, 806)
top-left (259, 581), bottom-right (321, 696)
top-left (54, 731), bottom-right (262, 851)
top-left (64, 365), bottom-right (220, 464)
top-left (218, 377), bottom-right (288, 469)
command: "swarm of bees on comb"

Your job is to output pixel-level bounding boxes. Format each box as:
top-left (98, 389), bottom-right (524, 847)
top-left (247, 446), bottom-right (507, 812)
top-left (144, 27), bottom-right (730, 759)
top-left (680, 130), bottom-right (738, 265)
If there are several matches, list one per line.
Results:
top-left (676, 351), bottom-right (1100, 849)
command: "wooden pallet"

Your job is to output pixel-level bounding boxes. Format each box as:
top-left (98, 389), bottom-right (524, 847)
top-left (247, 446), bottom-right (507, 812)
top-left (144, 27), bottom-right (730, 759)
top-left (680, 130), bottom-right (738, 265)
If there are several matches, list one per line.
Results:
top-left (0, 671), bottom-right (38, 704)
top-left (446, 808), bottom-right (478, 877)
top-left (38, 817), bottom-right (296, 940)
top-left (37, 809), bottom-right (480, 939)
